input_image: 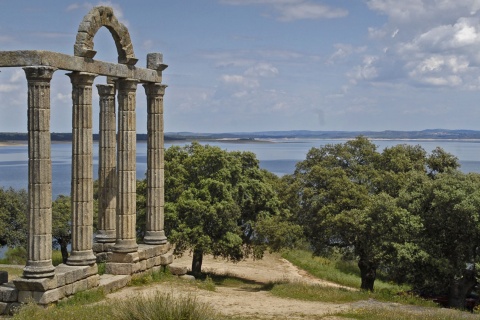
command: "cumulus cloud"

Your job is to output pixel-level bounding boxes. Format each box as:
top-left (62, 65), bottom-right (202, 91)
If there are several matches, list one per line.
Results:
top-left (220, 0), bottom-right (348, 21)
top-left (349, 1), bottom-right (480, 89)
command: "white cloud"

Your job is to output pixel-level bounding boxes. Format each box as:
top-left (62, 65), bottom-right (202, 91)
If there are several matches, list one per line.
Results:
top-left (349, 1), bottom-right (480, 89)
top-left (244, 63), bottom-right (279, 77)
top-left (221, 74), bottom-right (259, 88)
top-left (220, 0), bottom-right (347, 21)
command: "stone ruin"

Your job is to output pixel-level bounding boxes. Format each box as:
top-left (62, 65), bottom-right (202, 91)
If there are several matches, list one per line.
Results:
top-left (0, 6), bottom-right (173, 313)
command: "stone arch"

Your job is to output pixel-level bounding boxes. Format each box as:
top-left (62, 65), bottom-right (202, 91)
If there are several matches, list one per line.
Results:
top-left (74, 6), bottom-right (138, 65)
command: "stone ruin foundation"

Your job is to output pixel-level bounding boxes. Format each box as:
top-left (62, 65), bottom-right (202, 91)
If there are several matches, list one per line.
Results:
top-left (0, 6), bottom-right (173, 314)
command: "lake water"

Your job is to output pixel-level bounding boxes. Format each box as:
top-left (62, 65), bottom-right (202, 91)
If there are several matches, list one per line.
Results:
top-left (0, 138), bottom-right (480, 198)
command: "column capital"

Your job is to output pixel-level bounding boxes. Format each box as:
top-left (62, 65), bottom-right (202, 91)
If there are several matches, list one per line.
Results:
top-left (67, 71), bottom-right (97, 85)
top-left (143, 83), bottom-right (167, 96)
top-left (117, 78), bottom-right (139, 92)
top-left (23, 66), bottom-right (56, 81)
top-left (96, 83), bottom-right (115, 96)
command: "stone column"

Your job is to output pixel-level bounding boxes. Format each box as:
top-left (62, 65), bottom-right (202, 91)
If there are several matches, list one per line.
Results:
top-left (113, 78), bottom-right (139, 253)
top-left (95, 84), bottom-right (116, 244)
top-left (67, 72), bottom-right (97, 266)
top-left (143, 83), bottom-right (167, 245)
top-left (23, 66), bottom-right (56, 278)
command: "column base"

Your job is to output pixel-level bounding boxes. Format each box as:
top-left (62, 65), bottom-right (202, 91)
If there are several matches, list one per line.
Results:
top-left (112, 239), bottom-right (138, 253)
top-left (23, 260), bottom-right (55, 279)
top-left (67, 250), bottom-right (97, 266)
top-left (144, 230), bottom-right (167, 245)
top-left (95, 230), bottom-right (116, 243)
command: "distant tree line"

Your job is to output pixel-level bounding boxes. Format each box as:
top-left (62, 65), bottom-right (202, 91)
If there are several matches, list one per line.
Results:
top-left (0, 137), bottom-right (478, 309)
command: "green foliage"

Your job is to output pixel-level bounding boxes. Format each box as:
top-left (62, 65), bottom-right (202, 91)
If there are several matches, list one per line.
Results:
top-left (1, 246), bottom-right (27, 265)
top-left (288, 137), bottom-right (423, 291)
top-left (0, 187), bottom-right (27, 248)
top-left (396, 170), bottom-right (480, 303)
top-left (138, 142), bottom-right (299, 273)
top-left (52, 195), bottom-right (72, 264)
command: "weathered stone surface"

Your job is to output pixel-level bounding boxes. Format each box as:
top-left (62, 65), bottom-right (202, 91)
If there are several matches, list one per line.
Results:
top-left (105, 263), bottom-right (134, 275)
top-left (98, 274), bottom-right (131, 293)
top-left (13, 276), bottom-right (57, 292)
top-left (108, 252), bottom-right (139, 263)
top-left (17, 291), bottom-right (33, 303)
top-left (33, 287), bottom-right (66, 305)
top-left (0, 51), bottom-right (163, 82)
top-left (160, 252), bottom-right (174, 265)
top-left (0, 285), bottom-right (18, 302)
top-left (0, 272), bottom-right (7, 285)
top-left (168, 264), bottom-right (188, 276)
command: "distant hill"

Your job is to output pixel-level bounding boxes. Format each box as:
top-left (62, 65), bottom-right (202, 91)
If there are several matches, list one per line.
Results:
top-left (1, 129), bottom-right (480, 142)
top-left (164, 129), bottom-right (480, 140)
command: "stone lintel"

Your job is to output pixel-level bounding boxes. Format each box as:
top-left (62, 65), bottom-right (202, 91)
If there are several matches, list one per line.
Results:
top-left (0, 50), bottom-right (162, 82)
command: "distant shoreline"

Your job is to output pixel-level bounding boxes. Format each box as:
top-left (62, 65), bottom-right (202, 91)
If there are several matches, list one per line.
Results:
top-left (0, 141), bottom-right (26, 147)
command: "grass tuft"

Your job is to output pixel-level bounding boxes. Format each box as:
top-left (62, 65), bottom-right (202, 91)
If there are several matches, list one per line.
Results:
top-left (113, 291), bottom-right (220, 320)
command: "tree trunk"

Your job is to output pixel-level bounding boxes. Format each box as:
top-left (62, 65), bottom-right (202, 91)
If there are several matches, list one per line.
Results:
top-left (358, 259), bottom-right (377, 291)
top-left (60, 238), bottom-right (69, 264)
top-left (191, 248), bottom-right (203, 275)
top-left (448, 269), bottom-right (477, 310)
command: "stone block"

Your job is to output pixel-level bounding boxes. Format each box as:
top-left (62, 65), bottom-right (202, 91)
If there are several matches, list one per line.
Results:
top-left (143, 245), bottom-right (156, 259)
top-left (98, 274), bottom-right (130, 294)
top-left (72, 278), bottom-right (88, 294)
top-left (105, 263), bottom-right (133, 275)
top-left (86, 274), bottom-right (100, 289)
top-left (154, 243), bottom-right (170, 256)
top-left (160, 252), bottom-right (173, 265)
top-left (138, 260), bottom-right (146, 272)
top-left (132, 262), bottom-right (141, 274)
top-left (0, 302), bottom-right (7, 315)
top-left (154, 256), bottom-right (161, 266)
top-left (64, 283), bottom-right (74, 296)
top-left (168, 265), bottom-right (187, 276)
top-left (13, 276), bottom-right (57, 292)
top-left (146, 257), bottom-right (155, 269)
top-left (83, 264), bottom-right (98, 278)
top-left (0, 285), bottom-right (18, 302)
top-left (0, 272), bottom-right (8, 285)
top-left (33, 287), bottom-right (66, 305)
top-left (108, 252), bottom-right (139, 263)
top-left (17, 291), bottom-right (33, 303)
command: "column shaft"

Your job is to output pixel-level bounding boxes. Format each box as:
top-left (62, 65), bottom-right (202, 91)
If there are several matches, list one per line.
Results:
top-left (96, 84), bottom-right (116, 243)
top-left (113, 78), bottom-right (139, 253)
top-left (67, 72), bottom-right (97, 266)
top-left (23, 66), bottom-right (56, 278)
top-left (143, 83), bottom-right (167, 244)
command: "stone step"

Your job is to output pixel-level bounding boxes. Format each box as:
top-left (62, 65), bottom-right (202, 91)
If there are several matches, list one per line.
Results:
top-left (98, 274), bottom-right (131, 294)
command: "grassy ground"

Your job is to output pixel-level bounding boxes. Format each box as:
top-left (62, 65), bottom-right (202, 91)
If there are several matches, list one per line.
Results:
top-left (6, 250), bottom-right (480, 319)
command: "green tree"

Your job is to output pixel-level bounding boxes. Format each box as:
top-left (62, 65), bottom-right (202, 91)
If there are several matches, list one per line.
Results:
top-left (52, 195), bottom-right (71, 264)
top-left (398, 170), bottom-right (480, 308)
top-left (288, 138), bottom-right (425, 291)
top-left (153, 142), bottom-right (297, 274)
top-left (0, 187), bottom-right (27, 248)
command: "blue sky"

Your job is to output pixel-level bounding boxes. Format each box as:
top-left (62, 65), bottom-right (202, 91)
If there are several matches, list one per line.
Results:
top-left (1, 0), bottom-right (480, 133)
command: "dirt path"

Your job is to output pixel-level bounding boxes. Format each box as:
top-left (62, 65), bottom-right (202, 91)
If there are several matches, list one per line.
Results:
top-left (106, 253), bottom-right (354, 319)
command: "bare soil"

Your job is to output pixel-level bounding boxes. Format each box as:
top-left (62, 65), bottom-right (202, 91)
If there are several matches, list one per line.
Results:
top-left (104, 253), bottom-right (383, 319)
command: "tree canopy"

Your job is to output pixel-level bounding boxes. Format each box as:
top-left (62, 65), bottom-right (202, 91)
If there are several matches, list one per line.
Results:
top-left (146, 142), bottom-right (301, 273)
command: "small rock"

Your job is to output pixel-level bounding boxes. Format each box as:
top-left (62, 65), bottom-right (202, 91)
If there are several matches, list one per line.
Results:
top-left (168, 264), bottom-right (188, 276)
top-left (179, 274), bottom-right (195, 281)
